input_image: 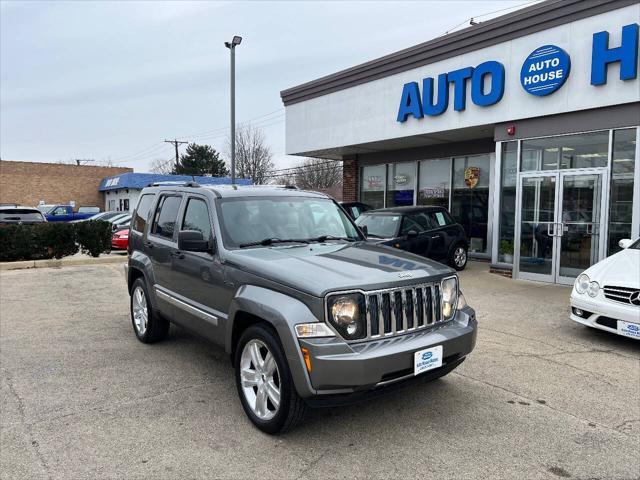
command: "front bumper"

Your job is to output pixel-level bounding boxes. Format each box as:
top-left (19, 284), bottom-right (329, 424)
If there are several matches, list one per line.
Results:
top-left (570, 292), bottom-right (640, 338)
top-left (298, 307), bottom-right (477, 399)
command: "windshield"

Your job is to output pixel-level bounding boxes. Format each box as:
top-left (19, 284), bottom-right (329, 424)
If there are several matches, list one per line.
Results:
top-left (217, 196), bottom-right (362, 249)
top-left (355, 214), bottom-right (400, 238)
top-left (37, 205), bottom-right (56, 213)
top-left (0, 210), bottom-right (44, 221)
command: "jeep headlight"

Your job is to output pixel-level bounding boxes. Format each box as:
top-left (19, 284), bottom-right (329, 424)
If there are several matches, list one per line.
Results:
top-left (327, 293), bottom-right (366, 340)
top-left (441, 276), bottom-right (459, 320)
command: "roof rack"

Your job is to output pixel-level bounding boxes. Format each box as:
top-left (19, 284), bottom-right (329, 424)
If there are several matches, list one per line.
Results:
top-left (147, 181), bottom-right (201, 187)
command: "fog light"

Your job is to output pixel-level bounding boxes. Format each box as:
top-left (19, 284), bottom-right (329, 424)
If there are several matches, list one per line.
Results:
top-left (574, 308), bottom-right (584, 317)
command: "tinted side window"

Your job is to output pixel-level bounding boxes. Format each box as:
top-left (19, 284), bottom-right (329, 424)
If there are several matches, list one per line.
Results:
top-left (132, 194), bottom-right (156, 233)
top-left (151, 195), bottom-right (182, 240)
top-left (182, 198), bottom-right (213, 243)
top-left (400, 214), bottom-right (425, 235)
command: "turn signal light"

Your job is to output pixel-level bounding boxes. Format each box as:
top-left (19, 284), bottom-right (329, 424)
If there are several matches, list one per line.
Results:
top-left (301, 347), bottom-right (312, 373)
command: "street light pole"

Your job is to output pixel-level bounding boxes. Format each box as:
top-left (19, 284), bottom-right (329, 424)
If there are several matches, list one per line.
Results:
top-left (225, 36), bottom-right (242, 185)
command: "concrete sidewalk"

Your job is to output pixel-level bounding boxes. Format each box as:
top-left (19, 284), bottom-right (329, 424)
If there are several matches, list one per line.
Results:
top-left (0, 251), bottom-right (127, 271)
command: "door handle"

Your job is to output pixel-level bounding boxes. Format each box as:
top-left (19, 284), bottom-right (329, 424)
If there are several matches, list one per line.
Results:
top-left (170, 250), bottom-right (184, 260)
top-left (546, 223), bottom-right (555, 237)
top-left (556, 223), bottom-right (564, 237)
top-left (143, 241), bottom-right (154, 249)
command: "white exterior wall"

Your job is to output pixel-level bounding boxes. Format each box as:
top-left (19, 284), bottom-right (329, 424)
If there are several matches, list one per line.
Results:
top-left (104, 189), bottom-right (141, 212)
top-left (285, 5), bottom-right (640, 154)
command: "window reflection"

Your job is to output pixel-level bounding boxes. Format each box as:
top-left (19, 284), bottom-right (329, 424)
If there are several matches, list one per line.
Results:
top-left (360, 165), bottom-right (386, 209)
top-left (417, 158), bottom-right (450, 208)
top-left (609, 128), bottom-right (636, 255)
top-left (386, 162), bottom-right (416, 207)
top-left (450, 154), bottom-right (492, 254)
top-left (521, 131), bottom-right (609, 171)
top-left (498, 142), bottom-right (517, 263)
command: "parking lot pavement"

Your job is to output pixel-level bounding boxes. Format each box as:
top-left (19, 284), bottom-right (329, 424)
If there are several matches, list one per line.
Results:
top-left (1, 262), bottom-right (638, 480)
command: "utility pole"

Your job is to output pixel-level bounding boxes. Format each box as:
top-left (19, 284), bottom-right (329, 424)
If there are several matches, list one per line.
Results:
top-left (225, 35), bottom-right (242, 184)
top-left (164, 139), bottom-right (188, 173)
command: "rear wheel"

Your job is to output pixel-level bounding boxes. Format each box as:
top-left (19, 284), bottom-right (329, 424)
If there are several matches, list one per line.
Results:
top-left (130, 278), bottom-right (169, 343)
top-left (235, 324), bottom-right (307, 434)
top-left (448, 244), bottom-right (468, 271)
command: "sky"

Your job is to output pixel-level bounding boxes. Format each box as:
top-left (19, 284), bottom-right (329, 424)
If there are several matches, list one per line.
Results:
top-left (0, 0), bottom-right (536, 173)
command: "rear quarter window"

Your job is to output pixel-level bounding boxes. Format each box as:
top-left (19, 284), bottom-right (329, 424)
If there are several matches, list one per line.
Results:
top-left (151, 195), bottom-right (182, 240)
top-left (132, 194), bottom-right (156, 233)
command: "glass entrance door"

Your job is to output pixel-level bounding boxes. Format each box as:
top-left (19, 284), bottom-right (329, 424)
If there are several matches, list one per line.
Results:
top-left (515, 170), bottom-right (607, 284)
top-left (556, 172), bottom-right (604, 284)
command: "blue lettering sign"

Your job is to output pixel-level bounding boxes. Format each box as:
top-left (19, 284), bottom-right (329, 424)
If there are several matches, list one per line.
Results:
top-left (396, 82), bottom-right (423, 122)
top-left (447, 67), bottom-right (474, 111)
top-left (422, 74), bottom-right (448, 116)
top-left (591, 23), bottom-right (639, 86)
top-left (520, 45), bottom-right (571, 96)
top-left (471, 61), bottom-right (505, 106)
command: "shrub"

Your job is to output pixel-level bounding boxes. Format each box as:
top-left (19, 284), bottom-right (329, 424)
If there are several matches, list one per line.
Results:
top-left (0, 221), bottom-right (113, 262)
top-left (76, 220), bottom-right (113, 257)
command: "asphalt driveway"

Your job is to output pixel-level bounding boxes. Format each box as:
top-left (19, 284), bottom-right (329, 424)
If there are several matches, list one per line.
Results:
top-left (1, 261), bottom-right (638, 479)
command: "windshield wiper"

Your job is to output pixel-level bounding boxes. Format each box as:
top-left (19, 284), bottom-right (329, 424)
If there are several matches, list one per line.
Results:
top-left (239, 238), bottom-right (310, 248)
top-left (309, 235), bottom-right (357, 243)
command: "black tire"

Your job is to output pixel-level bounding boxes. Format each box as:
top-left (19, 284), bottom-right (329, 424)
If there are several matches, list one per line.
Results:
top-left (234, 324), bottom-right (307, 434)
top-left (448, 243), bottom-right (468, 271)
top-left (130, 278), bottom-right (169, 343)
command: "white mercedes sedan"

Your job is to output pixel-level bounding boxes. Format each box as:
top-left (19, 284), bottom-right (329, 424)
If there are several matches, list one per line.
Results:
top-left (570, 238), bottom-right (640, 340)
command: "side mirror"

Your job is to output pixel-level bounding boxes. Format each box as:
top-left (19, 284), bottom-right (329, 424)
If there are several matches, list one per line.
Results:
top-left (178, 230), bottom-right (210, 252)
top-left (359, 225), bottom-right (368, 238)
top-left (618, 238), bottom-right (633, 249)
top-left (407, 229), bottom-right (418, 239)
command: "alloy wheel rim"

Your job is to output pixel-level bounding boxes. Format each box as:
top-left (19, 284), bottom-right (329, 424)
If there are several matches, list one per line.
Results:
top-left (455, 247), bottom-right (467, 267)
top-left (240, 339), bottom-right (281, 421)
top-left (132, 286), bottom-right (148, 336)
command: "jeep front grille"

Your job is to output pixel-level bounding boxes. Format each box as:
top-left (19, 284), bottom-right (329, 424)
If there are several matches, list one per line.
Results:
top-left (365, 283), bottom-right (444, 339)
top-left (603, 286), bottom-right (640, 306)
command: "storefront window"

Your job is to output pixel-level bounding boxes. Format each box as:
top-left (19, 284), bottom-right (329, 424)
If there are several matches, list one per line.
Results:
top-left (417, 158), bottom-right (450, 208)
top-left (498, 142), bottom-right (517, 263)
top-left (360, 165), bottom-right (386, 209)
top-left (386, 162), bottom-right (415, 207)
top-left (451, 154), bottom-right (491, 254)
top-left (608, 128), bottom-right (636, 255)
top-left (521, 131), bottom-right (609, 171)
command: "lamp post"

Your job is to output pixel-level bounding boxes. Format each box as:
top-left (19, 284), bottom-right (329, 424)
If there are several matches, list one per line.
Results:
top-left (225, 35), bottom-right (242, 185)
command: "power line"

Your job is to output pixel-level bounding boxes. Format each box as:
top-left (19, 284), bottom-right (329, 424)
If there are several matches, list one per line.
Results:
top-left (443, 0), bottom-right (542, 35)
top-left (164, 139), bottom-right (188, 172)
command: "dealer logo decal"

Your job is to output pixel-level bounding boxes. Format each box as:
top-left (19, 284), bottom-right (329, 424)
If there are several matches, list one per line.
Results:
top-left (520, 45), bottom-right (571, 96)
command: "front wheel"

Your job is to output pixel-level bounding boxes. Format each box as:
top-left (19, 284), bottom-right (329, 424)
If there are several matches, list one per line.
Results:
top-left (130, 278), bottom-right (169, 343)
top-left (448, 244), bottom-right (468, 271)
top-left (235, 324), bottom-right (307, 434)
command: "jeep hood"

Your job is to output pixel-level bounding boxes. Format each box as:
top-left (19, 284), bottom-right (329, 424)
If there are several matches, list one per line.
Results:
top-left (224, 242), bottom-right (454, 297)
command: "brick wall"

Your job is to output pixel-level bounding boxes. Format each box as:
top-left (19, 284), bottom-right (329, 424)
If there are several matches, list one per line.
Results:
top-left (342, 157), bottom-right (358, 202)
top-left (0, 160), bottom-right (132, 209)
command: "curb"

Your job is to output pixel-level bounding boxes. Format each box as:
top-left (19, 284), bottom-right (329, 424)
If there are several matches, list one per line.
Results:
top-left (0, 255), bottom-right (127, 271)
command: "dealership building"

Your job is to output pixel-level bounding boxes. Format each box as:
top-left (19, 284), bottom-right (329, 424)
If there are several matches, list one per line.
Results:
top-left (281, 0), bottom-right (640, 284)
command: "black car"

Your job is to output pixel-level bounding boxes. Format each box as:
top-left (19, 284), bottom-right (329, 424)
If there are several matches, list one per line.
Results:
top-left (0, 205), bottom-right (47, 225)
top-left (340, 201), bottom-right (372, 220)
top-left (355, 206), bottom-right (469, 270)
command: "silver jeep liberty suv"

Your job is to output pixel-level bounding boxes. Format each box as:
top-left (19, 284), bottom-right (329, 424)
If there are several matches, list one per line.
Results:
top-left (126, 183), bottom-right (477, 433)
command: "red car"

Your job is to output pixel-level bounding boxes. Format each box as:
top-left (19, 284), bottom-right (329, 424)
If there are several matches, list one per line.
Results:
top-left (111, 228), bottom-right (129, 250)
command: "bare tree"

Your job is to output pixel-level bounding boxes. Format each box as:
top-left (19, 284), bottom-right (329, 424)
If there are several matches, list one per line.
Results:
top-left (289, 158), bottom-right (342, 190)
top-left (150, 157), bottom-right (175, 175)
top-left (227, 124), bottom-right (274, 184)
